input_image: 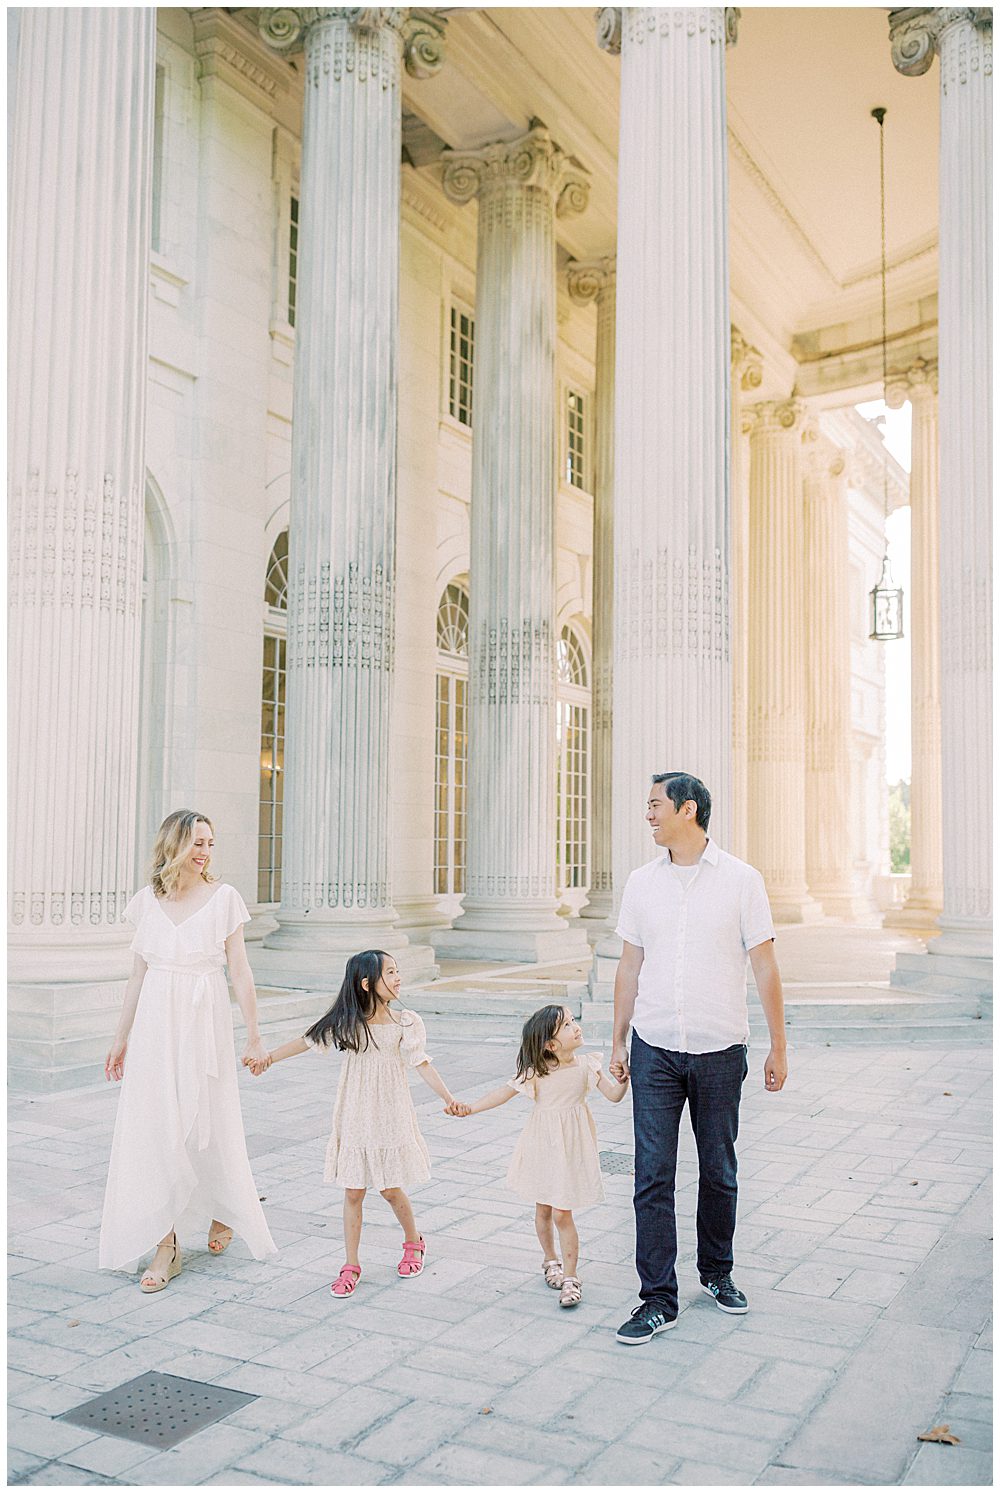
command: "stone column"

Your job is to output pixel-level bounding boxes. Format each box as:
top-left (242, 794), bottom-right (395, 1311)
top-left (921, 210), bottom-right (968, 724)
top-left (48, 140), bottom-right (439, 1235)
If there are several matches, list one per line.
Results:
top-left (890, 8), bottom-right (992, 985)
top-left (568, 258), bottom-right (616, 934)
top-left (599, 6), bottom-right (735, 910)
top-left (746, 400), bottom-right (821, 922)
top-left (730, 329), bottom-right (763, 862)
top-left (434, 125), bottom-right (590, 962)
top-left (802, 427), bottom-right (867, 917)
top-left (254, 7), bottom-right (444, 984)
top-left (8, 8), bottom-right (155, 1070)
top-left (885, 359), bottom-right (943, 928)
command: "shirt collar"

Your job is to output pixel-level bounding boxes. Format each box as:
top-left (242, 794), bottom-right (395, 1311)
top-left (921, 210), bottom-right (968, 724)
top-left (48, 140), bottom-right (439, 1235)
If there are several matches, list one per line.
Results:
top-left (664, 837), bottom-right (718, 868)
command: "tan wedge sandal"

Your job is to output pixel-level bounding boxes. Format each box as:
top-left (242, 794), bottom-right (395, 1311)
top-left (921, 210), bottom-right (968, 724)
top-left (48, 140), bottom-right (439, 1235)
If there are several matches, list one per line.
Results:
top-left (140, 1233), bottom-right (181, 1293)
top-left (208, 1222), bottom-right (234, 1255)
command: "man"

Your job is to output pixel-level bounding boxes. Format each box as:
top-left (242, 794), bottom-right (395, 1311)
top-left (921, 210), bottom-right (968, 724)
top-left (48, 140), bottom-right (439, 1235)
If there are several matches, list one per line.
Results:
top-left (610, 772), bottom-right (787, 1345)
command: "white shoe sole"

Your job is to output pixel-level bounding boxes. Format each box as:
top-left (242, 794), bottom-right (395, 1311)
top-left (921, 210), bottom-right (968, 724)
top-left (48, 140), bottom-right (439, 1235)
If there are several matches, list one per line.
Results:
top-left (701, 1283), bottom-right (748, 1313)
top-left (616, 1316), bottom-right (677, 1345)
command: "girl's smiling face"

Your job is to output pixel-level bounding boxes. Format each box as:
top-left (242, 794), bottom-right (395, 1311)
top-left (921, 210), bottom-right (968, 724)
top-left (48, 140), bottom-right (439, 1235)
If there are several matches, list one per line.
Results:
top-left (546, 1007), bottom-right (583, 1062)
top-left (373, 957), bottom-right (402, 1006)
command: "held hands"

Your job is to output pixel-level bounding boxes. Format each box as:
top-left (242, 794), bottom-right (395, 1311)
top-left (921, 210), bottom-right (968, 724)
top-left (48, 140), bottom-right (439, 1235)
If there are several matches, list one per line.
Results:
top-left (608, 1043), bottom-right (630, 1084)
top-left (242, 1038), bottom-right (271, 1077)
top-left (764, 1047), bottom-right (788, 1092)
top-left (444, 1098), bottom-right (471, 1117)
top-left (105, 1039), bottom-right (127, 1083)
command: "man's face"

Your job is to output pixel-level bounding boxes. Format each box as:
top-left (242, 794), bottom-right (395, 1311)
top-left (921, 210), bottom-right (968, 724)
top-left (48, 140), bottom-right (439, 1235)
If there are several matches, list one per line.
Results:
top-left (646, 783), bottom-right (685, 848)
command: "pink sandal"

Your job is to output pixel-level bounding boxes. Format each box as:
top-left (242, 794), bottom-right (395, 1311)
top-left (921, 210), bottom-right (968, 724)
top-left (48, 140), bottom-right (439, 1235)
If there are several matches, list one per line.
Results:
top-left (397, 1236), bottom-right (426, 1278)
top-left (330, 1264), bottom-right (361, 1297)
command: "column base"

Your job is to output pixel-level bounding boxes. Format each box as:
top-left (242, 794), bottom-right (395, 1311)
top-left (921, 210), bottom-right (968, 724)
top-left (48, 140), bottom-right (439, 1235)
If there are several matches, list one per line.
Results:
top-left (883, 898), bottom-right (943, 933)
top-left (249, 937), bottom-right (438, 991)
top-left (9, 977), bottom-right (127, 1092)
top-left (392, 895), bottom-right (453, 935)
top-left (811, 888), bottom-right (881, 922)
top-left (769, 895), bottom-right (825, 925)
top-left (587, 928), bottom-right (622, 1005)
top-left (432, 923), bottom-right (591, 965)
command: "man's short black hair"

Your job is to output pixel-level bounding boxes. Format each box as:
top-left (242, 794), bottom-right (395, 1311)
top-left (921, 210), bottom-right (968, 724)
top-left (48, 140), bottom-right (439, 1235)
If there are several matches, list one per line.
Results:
top-left (651, 772), bottom-right (711, 830)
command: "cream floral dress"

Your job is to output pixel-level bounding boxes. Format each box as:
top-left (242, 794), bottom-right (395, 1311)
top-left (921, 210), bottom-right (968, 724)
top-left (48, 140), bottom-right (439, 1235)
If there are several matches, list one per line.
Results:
top-left (506, 1052), bottom-right (606, 1210)
top-left (310, 1009), bottom-right (432, 1190)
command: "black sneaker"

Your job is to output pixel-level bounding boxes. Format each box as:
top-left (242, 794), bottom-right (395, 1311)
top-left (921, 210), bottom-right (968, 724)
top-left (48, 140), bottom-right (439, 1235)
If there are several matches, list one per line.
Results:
top-left (615, 1300), bottom-right (677, 1345)
top-left (701, 1273), bottom-right (748, 1314)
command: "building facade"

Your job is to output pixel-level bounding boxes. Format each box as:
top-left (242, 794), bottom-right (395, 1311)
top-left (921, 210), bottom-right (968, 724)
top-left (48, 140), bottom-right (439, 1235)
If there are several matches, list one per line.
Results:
top-left (8, 6), bottom-right (992, 1087)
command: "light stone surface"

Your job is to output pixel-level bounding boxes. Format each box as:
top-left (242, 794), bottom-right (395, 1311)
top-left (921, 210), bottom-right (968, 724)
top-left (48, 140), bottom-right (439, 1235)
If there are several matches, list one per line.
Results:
top-left (7, 1013), bottom-right (991, 1486)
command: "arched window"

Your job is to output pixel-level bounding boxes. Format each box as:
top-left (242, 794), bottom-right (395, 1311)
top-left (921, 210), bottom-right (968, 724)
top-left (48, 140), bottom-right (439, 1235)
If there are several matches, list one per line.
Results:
top-left (556, 624), bottom-right (590, 894)
top-left (435, 581), bottom-right (469, 899)
top-left (259, 531), bottom-right (288, 904)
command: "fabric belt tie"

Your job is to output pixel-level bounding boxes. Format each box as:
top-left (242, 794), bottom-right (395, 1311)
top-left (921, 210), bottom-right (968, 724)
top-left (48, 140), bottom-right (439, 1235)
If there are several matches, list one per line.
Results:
top-left (152, 964), bottom-right (221, 1152)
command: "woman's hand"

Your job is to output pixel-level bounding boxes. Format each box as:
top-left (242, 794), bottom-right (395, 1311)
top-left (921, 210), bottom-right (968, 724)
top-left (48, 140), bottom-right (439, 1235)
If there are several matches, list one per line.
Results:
top-left (105, 1038), bottom-right (127, 1082)
top-left (242, 1037), bottom-right (269, 1072)
top-left (444, 1099), bottom-right (471, 1116)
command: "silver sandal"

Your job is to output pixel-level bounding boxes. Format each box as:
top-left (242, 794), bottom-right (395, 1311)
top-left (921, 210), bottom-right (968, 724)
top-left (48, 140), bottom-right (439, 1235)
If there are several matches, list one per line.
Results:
top-left (542, 1258), bottom-right (564, 1290)
top-left (559, 1275), bottom-right (582, 1308)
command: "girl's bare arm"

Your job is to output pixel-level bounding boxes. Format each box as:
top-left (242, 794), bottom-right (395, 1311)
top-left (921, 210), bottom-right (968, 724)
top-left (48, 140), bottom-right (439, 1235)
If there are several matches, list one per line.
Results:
top-left (413, 1060), bottom-right (458, 1107)
top-left (466, 1084), bottom-right (519, 1114)
top-left (266, 1036), bottom-right (311, 1066)
top-left (597, 1071), bottom-right (629, 1103)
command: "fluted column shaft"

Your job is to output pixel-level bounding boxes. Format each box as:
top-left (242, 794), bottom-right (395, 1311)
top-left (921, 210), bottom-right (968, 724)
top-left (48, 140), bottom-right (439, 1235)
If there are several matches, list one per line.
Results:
top-left (606, 7), bottom-right (733, 895)
top-left (886, 363), bottom-right (943, 924)
top-left (8, 8), bottom-right (155, 980)
top-left (438, 128), bottom-right (590, 959)
top-left (261, 11), bottom-right (406, 954)
top-left (803, 432), bottom-right (857, 913)
top-left (569, 261), bottom-right (616, 928)
top-left (729, 329), bottom-right (762, 862)
top-left (747, 402), bottom-right (819, 921)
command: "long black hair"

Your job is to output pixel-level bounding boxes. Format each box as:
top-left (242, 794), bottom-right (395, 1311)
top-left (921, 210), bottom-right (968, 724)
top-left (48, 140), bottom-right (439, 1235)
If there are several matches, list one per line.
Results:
top-left (303, 949), bottom-right (392, 1052)
top-left (514, 1004), bottom-right (566, 1083)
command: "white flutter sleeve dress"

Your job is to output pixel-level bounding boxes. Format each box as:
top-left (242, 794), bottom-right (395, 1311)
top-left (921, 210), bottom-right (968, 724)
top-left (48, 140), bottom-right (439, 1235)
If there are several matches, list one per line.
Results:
top-left (312, 1009), bottom-right (432, 1191)
top-left (98, 883), bottom-right (277, 1269)
top-left (505, 1052), bottom-right (606, 1210)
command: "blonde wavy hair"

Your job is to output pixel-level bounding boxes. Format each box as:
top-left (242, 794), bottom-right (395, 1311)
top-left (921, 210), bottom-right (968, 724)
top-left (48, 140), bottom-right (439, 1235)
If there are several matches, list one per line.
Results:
top-left (150, 809), bottom-right (216, 898)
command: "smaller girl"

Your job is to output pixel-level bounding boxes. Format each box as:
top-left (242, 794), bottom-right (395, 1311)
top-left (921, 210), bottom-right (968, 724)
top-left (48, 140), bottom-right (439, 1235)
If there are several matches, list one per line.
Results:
top-left (454, 1004), bottom-right (628, 1308)
top-left (250, 950), bottom-right (462, 1298)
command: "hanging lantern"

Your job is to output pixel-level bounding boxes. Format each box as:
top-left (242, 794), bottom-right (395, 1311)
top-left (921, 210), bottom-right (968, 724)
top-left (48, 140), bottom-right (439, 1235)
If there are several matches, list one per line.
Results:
top-left (869, 105), bottom-right (904, 641)
top-left (870, 553), bottom-right (904, 640)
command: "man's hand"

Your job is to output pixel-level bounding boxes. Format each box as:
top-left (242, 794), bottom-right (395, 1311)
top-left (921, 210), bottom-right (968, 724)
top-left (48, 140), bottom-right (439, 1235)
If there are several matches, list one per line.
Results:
top-left (764, 1047), bottom-right (787, 1092)
top-left (609, 1042), bottom-right (630, 1083)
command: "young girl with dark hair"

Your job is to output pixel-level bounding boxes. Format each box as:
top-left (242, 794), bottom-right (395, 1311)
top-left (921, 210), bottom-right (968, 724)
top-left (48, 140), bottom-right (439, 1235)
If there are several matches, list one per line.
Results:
top-left (250, 950), bottom-right (463, 1297)
top-left (452, 1003), bottom-right (628, 1308)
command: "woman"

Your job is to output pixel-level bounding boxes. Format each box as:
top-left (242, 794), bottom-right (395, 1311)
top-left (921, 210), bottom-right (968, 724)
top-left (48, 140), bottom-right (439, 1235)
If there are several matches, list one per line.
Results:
top-left (100, 809), bottom-right (276, 1289)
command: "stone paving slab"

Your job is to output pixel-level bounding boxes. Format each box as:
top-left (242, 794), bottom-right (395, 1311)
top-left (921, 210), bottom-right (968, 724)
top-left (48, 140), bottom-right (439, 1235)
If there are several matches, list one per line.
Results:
top-left (7, 1033), bottom-right (993, 1486)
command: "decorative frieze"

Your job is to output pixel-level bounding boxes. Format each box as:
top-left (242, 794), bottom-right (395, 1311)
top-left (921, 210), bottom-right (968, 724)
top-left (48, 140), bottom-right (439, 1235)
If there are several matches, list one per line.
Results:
top-left (8, 7), bottom-right (155, 978)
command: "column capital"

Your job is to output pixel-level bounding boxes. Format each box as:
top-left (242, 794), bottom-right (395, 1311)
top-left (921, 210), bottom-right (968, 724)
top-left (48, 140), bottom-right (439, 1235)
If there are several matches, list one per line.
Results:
top-left (441, 124), bottom-right (590, 219)
top-left (801, 421), bottom-right (847, 479)
top-left (258, 7), bottom-right (447, 77)
top-left (597, 7), bottom-right (740, 55)
top-left (886, 355), bottom-right (939, 406)
top-left (567, 255), bottom-right (616, 305)
top-left (747, 398), bottom-right (807, 436)
top-left (731, 326), bottom-right (763, 393)
top-left (888, 7), bottom-right (992, 77)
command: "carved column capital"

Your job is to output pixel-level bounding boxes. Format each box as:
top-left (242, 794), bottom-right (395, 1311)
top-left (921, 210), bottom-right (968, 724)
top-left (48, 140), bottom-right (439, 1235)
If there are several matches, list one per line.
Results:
top-left (747, 398), bottom-right (806, 436)
top-left (258, 6), bottom-right (447, 76)
top-left (567, 255), bottom-right (616, 306)
top-left (801, 422), bottom-right (847, 480)
top-left (886, 355), bottom-right (940, 408)
top-left (441, 124), bottom-right (590, 219)
top-left (889, 7), bottom-right (992, 77)
top-left (599, 7), bottom-right (740, 54)
top-left (731, 326), bottom-right (763, 393)
top-left (596, 7), bottom-right (622, 54)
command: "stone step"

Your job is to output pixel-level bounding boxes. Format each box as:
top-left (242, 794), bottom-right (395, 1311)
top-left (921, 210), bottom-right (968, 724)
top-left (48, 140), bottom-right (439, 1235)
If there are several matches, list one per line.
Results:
top-left (890, 952), bottom-right (993, 999)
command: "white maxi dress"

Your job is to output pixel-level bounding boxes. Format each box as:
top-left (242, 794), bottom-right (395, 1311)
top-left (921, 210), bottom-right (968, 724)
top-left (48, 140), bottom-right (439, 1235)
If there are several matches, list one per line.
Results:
top-left (99, 882), bottom-right (277, 1269)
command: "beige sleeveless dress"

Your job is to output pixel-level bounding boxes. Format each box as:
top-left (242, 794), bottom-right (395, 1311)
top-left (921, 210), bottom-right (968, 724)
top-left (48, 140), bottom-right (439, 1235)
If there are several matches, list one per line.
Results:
top-left (505, 1051), bottom-right (606, 1210)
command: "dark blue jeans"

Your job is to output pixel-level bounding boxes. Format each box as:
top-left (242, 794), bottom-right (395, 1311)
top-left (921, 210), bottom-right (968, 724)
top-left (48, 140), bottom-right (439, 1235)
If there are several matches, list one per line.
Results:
top-left (630, 1033), bottom-right (748, 1315)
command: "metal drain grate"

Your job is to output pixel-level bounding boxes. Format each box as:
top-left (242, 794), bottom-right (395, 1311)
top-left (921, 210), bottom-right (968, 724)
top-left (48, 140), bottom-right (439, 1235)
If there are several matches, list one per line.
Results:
top-left (599, 1149), bottom-right (635, 1175)
top-left (58, 1371), bottom-right (257, 1449)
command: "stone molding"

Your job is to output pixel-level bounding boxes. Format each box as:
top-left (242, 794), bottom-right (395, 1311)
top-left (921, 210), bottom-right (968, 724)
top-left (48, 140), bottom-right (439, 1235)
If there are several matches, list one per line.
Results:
top-left (730, 326), bottom-right (763, 392)
top-left (191, 9), bottom-right (290, 103)
top-left (746, 397), bottom-right (806, 436)
top-left (441, 124), bottom-right (590, 220)
top-left (566, 255), bottom-right (616, 305)
top-left (258, 6), bottom-right (447, 78)
top-left (596, 6), bottom-right (739, 54)
top-left (889, 7), bottom-right (992, 78)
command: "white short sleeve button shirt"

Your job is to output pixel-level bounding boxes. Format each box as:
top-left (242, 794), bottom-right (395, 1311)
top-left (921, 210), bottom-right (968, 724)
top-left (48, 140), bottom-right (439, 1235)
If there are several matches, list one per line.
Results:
top-left (615, 839), bottom-right (775, 1054)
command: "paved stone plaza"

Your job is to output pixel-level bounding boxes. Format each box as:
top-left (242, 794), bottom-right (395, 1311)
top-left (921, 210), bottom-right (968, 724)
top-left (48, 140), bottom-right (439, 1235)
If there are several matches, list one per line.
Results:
top-left (8, 1016), bottom-right (992, 1487)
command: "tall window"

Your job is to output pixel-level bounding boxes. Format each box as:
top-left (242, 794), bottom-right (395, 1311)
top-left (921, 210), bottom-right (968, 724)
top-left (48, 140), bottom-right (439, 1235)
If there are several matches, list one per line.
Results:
top-left (556, 625), bottom-right (590, 892)
top-left (151, 65), bottom-right (166, 253)
top-left (288, 195), bottom-right (299, 328)
top-left (259, 531), bottom-right (288, 903)
top-left (566, 388), bottom-right (587, 488)
top-left (449, 306), bottom-right (474, 426)
top-left (435, 582), bottom-right (469, 896)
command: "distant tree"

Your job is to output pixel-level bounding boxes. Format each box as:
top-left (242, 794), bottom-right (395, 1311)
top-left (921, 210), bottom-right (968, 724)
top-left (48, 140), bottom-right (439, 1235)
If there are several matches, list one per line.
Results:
top-left (888, 780), bottom-right (911, 873)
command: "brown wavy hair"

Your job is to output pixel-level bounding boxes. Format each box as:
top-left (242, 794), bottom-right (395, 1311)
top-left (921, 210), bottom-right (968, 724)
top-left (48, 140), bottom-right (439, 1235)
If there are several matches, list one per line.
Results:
top-left (150, 810), bottom-right (216, 898)
top-left (514, 1004), bottom-right (567, 1084)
